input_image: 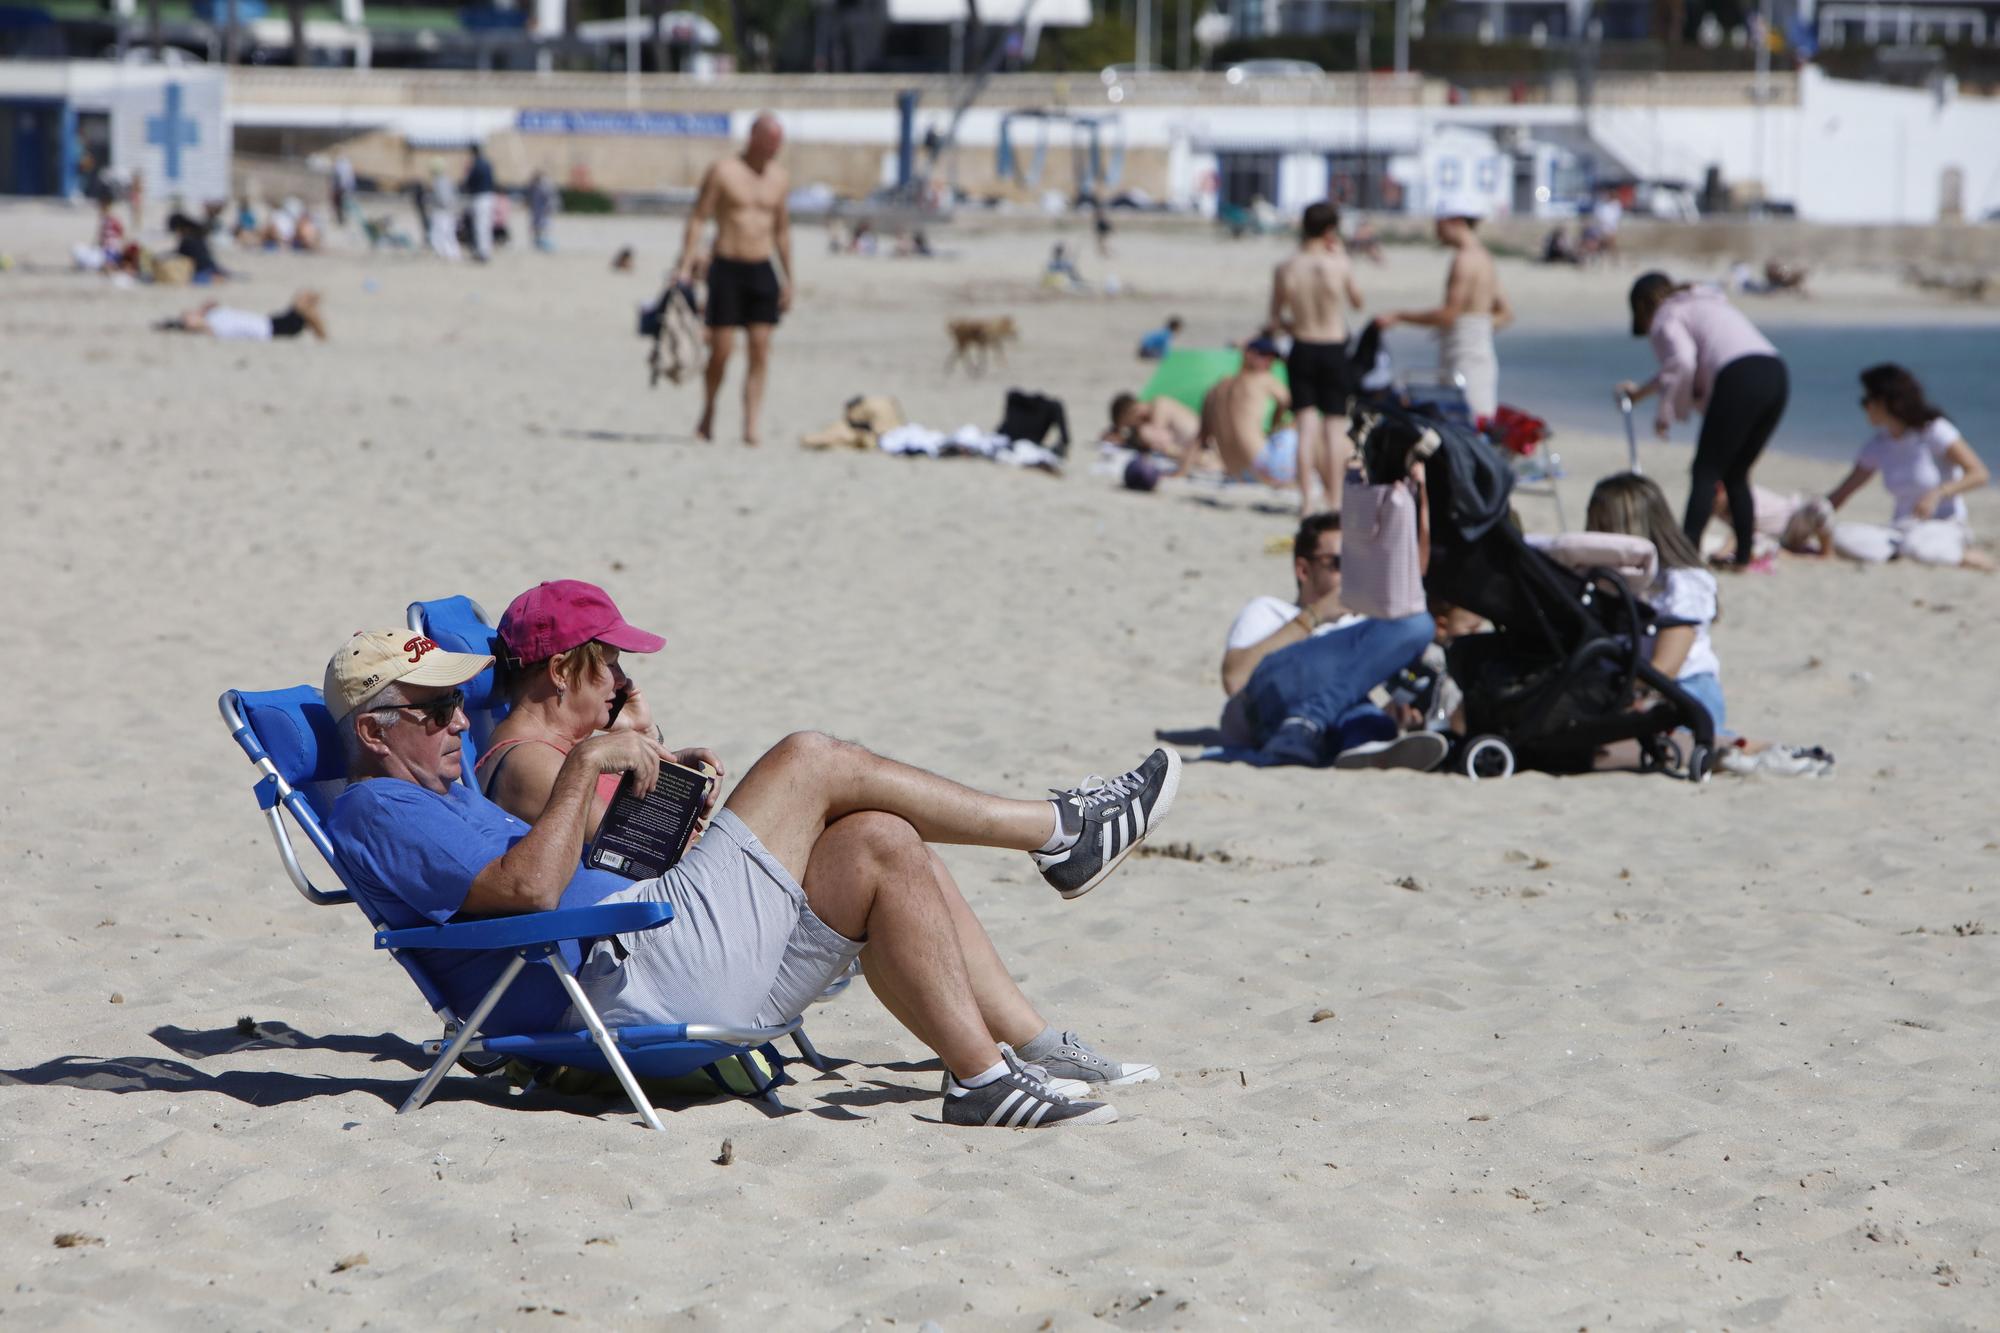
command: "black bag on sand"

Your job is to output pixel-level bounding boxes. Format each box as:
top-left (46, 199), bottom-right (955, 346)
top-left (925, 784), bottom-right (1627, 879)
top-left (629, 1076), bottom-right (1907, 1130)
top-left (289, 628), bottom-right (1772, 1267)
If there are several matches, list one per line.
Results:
top-left (997, 390), bottom-right (1070, 457)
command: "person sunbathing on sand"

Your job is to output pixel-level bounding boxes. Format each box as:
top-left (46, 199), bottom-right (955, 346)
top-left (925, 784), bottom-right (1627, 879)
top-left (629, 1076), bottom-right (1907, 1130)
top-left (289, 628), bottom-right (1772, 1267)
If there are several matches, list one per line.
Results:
top-left (1104, 390), bottom-right (1202, 467)
top-left (156, 290), bottom-right (327, 342)
top-left (327, 582), bottom-right (1180, 1129)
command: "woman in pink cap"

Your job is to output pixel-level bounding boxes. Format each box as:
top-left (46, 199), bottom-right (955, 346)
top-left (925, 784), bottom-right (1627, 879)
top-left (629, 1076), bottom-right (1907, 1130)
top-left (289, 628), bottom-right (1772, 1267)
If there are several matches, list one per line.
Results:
top-left (480, 579), bottom-right (721, 836)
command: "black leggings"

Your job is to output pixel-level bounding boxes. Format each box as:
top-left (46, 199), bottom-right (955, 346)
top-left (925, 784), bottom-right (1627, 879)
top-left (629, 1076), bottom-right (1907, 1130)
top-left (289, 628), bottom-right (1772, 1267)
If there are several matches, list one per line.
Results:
top-left (1684, 354), bottom-right (1788, 565)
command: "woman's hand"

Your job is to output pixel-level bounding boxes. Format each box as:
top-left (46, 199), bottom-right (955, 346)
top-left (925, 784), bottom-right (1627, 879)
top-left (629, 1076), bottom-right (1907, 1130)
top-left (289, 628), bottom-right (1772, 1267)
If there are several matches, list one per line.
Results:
top-left (608, 682), bottom-right (656, 738)
top-left (1375, 313), bottom-right (1399, 330)
top-left (670, 747), bottom-right (726, 822)
top-left (1912, 488), bottom-right (1942, 520)
top-left (1653, 412), bottom-right (1672, 441)
top-left (576, 731), bottom-right (667, 799)
top-left (1614, 380), bottom-right (1642, 406)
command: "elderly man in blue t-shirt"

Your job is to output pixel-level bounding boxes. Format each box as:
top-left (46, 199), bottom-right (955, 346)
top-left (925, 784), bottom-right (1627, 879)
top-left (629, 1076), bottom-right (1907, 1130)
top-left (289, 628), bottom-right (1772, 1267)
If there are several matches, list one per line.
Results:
top-left (321, 627), bottom-right (1181, 1130)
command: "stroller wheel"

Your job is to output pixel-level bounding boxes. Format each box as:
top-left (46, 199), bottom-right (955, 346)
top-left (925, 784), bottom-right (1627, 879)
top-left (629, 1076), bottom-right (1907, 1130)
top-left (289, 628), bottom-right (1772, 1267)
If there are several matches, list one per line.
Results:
top-left (1460, 735), bottom-right (1515, 781)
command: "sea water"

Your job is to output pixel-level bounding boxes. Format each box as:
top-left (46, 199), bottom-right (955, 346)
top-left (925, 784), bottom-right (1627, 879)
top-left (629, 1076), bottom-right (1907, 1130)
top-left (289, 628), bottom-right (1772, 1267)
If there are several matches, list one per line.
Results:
top-left (1386, 319), bottom-right (2000, 473)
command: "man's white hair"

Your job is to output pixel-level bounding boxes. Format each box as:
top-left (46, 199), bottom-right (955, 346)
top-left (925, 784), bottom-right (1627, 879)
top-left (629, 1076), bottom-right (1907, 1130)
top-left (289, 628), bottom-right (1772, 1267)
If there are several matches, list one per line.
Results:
top-left (339, 680), bottom-right (407, 769)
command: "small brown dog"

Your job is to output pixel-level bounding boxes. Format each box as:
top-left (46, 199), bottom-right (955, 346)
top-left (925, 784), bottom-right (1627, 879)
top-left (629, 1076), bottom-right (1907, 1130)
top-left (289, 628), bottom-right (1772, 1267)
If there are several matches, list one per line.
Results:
top-left (944, 316), bottom-right (1018, 376)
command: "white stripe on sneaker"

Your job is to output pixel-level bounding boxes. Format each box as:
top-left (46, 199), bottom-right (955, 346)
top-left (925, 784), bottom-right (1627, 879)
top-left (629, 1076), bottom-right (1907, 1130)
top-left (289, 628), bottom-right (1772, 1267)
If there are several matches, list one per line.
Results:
top-left (1025, 1100), bottom-right (1051, 1128)
top-left (986, 1090), bottom-right (1023, 1128)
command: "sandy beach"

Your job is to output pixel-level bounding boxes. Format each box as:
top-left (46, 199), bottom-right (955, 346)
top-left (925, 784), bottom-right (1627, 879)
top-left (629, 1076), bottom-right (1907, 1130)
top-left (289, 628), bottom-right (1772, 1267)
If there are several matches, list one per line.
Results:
top-left (2, 201), bottom-right (1996, 1328)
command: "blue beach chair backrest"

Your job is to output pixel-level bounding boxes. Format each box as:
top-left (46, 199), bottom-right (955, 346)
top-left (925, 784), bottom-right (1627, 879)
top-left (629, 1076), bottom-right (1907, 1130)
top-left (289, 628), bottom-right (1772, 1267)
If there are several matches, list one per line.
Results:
top-left (221, 683), bottom-right (459, 1019)
top-left (407, 596), bottom-right (511, 781)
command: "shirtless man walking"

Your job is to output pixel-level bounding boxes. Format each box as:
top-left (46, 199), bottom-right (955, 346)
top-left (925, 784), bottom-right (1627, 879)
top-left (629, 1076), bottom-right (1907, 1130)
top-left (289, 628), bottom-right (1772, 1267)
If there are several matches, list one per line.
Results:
top-left (1384, 200), bottom-right (1513, 421)
top-left (677, 113), bottom-right (793, 445)
top-left (1270, 202), bottom-right (1365, 514)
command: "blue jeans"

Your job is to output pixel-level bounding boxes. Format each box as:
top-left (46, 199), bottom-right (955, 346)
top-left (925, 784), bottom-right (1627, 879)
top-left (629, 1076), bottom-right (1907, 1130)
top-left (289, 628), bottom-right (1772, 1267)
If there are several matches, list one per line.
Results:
top-left (1241, 613), bottom-right (1436, 757)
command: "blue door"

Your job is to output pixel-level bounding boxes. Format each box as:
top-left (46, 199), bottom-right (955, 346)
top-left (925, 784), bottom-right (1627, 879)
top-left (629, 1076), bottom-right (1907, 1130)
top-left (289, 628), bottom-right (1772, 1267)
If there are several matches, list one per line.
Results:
top-left (1, 99), bottom-right (62, 195)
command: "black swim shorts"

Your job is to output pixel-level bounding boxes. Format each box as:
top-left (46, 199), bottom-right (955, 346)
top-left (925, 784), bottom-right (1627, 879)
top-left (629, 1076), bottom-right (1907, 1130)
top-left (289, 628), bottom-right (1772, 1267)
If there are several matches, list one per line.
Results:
top-left (705, 256), bottom-right (782, 328)
top-left (1286, 339), bottom-right (1356, 417)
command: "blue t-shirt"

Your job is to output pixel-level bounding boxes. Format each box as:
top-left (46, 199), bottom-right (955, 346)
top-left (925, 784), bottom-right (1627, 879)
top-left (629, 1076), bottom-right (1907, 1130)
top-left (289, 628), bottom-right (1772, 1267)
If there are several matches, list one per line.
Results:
top-left (1137, 326), bottom-right (1174, 359)
top-left (328, 778), bottom-right (629, 1035)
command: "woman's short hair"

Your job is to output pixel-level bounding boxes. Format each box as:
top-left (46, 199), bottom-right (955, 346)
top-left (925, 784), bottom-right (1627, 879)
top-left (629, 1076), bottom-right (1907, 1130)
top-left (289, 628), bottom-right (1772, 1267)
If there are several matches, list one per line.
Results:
top-left (504, 638), bottom-right (610, 700)
top-left (1859, 363), bottom-right (1942, 431)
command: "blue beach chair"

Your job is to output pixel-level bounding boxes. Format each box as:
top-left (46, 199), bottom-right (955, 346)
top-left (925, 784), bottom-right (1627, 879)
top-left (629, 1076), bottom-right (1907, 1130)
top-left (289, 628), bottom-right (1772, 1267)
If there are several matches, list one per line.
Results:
top-left (218, 685), bottom-right (825, 1130)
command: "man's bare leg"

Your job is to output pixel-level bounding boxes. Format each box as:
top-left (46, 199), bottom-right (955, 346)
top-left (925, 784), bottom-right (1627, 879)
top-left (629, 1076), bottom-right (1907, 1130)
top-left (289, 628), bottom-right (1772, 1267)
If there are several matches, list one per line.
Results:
top-left (742, 322), bottom-right (774, 446)
top-left (726, 732), bottom-right (1054, 884)
top-left (697, 325), bottom-right (736, 441)
top-left (801, 813), bottom-right (1008, 1079)
top-left (1295, 406), bottom-right (1327, 513)
top-left (858, 843), bottom-right (1046, 1055)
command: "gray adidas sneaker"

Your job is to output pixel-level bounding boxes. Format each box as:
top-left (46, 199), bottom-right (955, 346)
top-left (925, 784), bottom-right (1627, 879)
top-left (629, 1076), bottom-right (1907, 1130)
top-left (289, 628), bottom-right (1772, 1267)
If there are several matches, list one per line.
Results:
top-left (941, 1047), bottom-right (1088, 1101)
top-left (1033, 748), bottom-right (1182, 900)
top-left (1023, 1030), bottom-right (1160, 1087)
top-left (941, 1049), bottom-right (1118, 1129)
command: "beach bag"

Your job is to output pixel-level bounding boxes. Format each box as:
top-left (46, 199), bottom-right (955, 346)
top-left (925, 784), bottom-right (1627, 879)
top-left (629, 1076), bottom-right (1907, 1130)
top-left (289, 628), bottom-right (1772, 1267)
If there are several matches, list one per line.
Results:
top-left (1340, 471), bottom-right (1426, 620)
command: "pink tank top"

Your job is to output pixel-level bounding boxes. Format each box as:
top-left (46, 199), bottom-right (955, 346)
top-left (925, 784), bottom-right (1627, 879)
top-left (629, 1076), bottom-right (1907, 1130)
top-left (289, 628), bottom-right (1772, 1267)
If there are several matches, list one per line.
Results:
top-left (476, 736), bottom-right (623, 809)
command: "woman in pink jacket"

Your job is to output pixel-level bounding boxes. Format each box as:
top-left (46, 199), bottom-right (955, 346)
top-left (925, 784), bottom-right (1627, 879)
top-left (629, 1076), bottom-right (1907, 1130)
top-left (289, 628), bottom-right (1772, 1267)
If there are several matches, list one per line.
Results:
top-left (1615, 272), bottom-right (1788, 569)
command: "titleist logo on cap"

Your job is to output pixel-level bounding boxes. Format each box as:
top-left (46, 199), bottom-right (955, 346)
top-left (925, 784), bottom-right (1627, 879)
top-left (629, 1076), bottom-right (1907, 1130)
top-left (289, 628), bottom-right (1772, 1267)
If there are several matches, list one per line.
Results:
top-left (403, 635), bottom-right (439, 663)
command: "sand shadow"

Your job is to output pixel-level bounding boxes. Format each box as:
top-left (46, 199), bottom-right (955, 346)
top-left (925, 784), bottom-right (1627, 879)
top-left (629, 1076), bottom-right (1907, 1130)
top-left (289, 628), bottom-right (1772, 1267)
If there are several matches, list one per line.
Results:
top-left (1155, 725), bottom-right (1227, 748)
top-left (0, 1022), bottom-right (907, 1124)
top-left (557, 427), bottom-right (706, 447)
top-left (149, 1021), bottom-right (429, 1067)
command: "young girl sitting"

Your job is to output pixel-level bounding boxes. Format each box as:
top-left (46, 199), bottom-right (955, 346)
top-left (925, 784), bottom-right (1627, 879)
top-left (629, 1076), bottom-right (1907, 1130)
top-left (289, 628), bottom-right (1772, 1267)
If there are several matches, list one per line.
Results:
top-left (1823, 364), bottom-right (1993, 571)
top-left (1585, 472), bottom-right (1832, 778)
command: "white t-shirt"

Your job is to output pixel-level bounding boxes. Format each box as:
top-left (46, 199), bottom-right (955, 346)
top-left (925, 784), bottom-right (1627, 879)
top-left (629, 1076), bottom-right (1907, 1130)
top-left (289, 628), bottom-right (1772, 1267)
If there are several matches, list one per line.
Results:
top-left (1224, 595), bottom-right (1362, 652)
top-left (1648, 567), bottom-right (1721, 682)
top-left (204, 306), bottom-right (274, 342)
top-left (1857, 417), bottom-right (1970, 525)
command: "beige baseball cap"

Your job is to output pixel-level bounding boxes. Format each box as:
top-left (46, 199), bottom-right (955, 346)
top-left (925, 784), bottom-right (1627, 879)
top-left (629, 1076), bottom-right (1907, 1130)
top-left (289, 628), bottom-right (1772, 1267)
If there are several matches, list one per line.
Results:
top-left (324, 629), bottom-right (493, 722)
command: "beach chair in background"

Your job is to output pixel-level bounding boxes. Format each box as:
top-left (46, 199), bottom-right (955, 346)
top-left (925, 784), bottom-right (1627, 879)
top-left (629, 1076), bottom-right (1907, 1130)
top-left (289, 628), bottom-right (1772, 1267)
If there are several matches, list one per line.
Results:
top-left (218, 685), bottom-right (826, 1131)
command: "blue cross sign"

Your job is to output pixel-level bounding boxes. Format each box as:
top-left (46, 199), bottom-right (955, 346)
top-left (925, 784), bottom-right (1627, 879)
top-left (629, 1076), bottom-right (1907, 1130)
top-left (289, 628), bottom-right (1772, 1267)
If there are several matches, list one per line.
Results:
top-left (145, 82), bottom-right (199, 182)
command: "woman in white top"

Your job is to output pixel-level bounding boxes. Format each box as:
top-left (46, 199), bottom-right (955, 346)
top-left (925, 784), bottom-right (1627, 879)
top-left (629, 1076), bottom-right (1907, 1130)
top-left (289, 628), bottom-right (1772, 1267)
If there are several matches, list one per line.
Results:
top-left (1825, 364), bottom-right (1993, 571)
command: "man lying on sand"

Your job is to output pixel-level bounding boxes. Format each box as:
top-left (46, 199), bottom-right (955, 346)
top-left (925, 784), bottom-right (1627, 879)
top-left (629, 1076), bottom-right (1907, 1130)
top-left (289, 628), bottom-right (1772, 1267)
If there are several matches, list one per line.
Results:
top-left (1213, 514), bottom-right (1445, 770)
top-left (1105, 390), bottom-right (1202, 466)
top-left (156, 290), bottom-right (327, 342)
top-left (320, 622), bottom-right (1179, 1130)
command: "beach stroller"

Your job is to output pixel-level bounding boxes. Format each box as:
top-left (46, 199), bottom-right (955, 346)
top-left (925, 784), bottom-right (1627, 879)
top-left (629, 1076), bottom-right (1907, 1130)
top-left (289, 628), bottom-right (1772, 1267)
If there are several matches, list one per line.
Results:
top-left (1353, 401), bottom-right (1715, 781)
top-left (217, 679), bottom-right (827, 1131)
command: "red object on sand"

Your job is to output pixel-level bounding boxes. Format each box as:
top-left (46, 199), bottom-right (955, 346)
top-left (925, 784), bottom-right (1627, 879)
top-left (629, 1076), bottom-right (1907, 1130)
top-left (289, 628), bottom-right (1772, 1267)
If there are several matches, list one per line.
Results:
top-left (1485, 405), bottom-right (1550, 457)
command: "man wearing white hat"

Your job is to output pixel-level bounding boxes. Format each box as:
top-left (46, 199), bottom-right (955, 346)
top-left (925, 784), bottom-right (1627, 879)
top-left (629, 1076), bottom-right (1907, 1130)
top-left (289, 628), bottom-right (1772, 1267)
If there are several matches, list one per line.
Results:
top-left (1382, 196), bottom-right (1513, 421)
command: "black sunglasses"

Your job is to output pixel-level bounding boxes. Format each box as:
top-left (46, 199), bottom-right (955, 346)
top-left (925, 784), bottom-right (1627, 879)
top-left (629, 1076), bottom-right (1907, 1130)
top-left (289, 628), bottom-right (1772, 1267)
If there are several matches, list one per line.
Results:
top-left (372, 688), bottom-right (465, 728)
top-left (1307, 553), bottom-right (1342, 571)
